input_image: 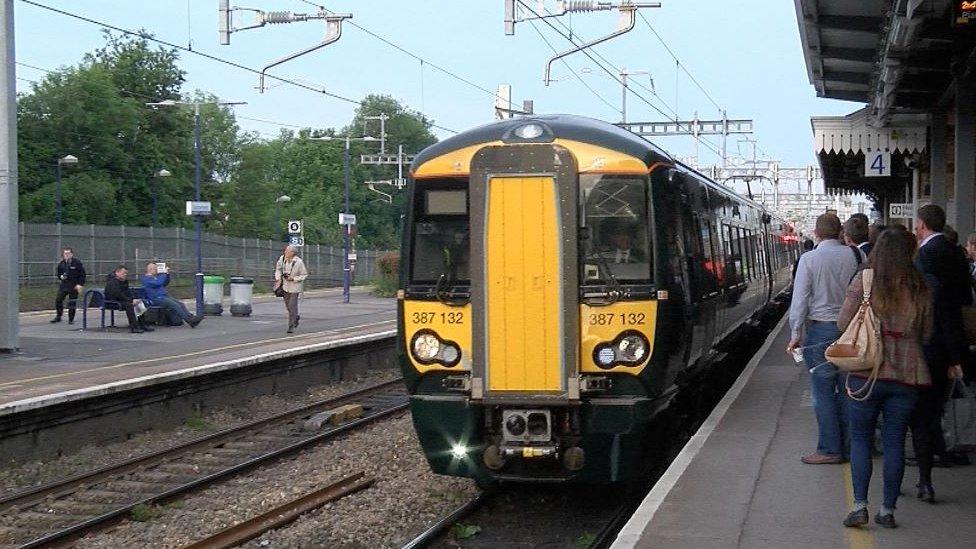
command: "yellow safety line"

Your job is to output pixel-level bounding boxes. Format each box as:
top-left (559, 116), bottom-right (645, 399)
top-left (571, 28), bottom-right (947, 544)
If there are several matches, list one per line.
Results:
top-left (843, 465), bottom-right (876, 549)
top-left (0, 319), bottom-right (396, 389)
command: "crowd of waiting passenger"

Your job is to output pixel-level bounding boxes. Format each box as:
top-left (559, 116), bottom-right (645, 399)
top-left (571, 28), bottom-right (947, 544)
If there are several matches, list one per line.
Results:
top-left (788, 205), bottom-right (975, 529)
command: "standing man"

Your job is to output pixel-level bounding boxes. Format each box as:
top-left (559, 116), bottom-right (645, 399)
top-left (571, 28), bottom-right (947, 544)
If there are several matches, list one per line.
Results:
top-left (786, 213), bottom-right (860, 464)
top-left (51, 247), bottom-right (86, 324)
top-left (274, 245), bottom-right (308, 334)
top-left (910, 204), bottom-right (971, 501)
top-left (843, 216), bottom-right (870, 262)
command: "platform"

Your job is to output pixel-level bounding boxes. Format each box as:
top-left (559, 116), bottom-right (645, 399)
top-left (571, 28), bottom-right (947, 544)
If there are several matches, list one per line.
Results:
top-left (614, 318), bottom-right (976, 549)
top-left (0, 288), bottom-right (395, 412)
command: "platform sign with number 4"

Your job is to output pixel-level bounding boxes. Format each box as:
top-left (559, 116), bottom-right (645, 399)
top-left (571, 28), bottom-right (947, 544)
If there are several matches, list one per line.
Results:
top-left (865, 150), bottom-right (891, 177)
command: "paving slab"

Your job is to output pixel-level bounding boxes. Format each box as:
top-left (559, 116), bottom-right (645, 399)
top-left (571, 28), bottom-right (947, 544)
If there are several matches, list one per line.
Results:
top-left (614, 318), bottom-right (976, 549)
top-left (0, 288), bottom-right (396, 408)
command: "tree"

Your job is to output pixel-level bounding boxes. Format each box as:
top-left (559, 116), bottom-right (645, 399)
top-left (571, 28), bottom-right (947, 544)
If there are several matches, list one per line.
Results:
top-left (16, 33), bottom-right (243, 227)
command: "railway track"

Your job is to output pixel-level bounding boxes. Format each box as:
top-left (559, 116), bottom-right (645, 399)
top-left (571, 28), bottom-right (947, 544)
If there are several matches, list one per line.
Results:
top-left (0, 378), bottom-right (408, 548)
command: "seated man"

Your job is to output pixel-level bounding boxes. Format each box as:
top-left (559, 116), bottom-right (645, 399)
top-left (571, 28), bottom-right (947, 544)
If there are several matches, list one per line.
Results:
top-left (141, 262), bottom-right (202, 328)
top-left (598, 218), bottom-right (646, 264)
top-left (105, 265), bottom-right (153, 334)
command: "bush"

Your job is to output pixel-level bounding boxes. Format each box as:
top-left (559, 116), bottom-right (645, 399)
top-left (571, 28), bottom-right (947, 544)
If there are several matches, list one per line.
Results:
top-left (373, 252), bottom-right (400, 297)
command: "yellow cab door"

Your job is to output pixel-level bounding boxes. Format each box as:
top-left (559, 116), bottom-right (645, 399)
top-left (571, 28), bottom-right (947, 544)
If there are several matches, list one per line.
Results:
top-left (485, 176), bottom-right (563, 392)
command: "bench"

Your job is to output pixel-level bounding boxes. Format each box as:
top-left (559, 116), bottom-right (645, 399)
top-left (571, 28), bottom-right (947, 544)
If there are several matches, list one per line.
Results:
top-left (81, 288), bottom-right (125, 330)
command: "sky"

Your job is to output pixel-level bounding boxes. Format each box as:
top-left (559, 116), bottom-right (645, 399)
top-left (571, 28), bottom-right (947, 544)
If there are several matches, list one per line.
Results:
top-left (13, 0), bottom-right (861, 193)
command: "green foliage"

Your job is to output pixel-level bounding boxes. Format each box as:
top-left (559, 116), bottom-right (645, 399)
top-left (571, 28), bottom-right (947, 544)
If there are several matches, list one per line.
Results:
top-left (184, 413), bottom-right (211, 431)
top-left (451, 522), bottom-right (482, 540)
top-left (17, 32), bottom-right (241, 228)
top-left (16, 37), bottom-right (436, 250)
top-left (130, 504), bottom-right (155, 522)
top-left (574, 533), bottom-right (597, 548)
top-left (372, 252), bottom-right (400, 297)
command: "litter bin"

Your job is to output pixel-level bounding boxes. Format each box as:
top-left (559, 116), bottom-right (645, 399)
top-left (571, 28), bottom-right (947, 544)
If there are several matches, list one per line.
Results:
top-left (202, 275), bottom-right (224, 316)
top-left (230, 277), bottom-right (254, 317)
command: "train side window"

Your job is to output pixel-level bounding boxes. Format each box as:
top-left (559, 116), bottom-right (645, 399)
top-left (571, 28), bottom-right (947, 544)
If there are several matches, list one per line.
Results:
top-left (696, 217), bottom-right (721, 297)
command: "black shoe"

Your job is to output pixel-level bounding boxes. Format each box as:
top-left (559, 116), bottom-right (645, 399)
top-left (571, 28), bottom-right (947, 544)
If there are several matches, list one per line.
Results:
top-left (188, 316), bottom-right (202, 328)
top-left (843, 508), bottom-right (869, 528)
top-left (141, 324), bottom-right (155, 332)
top-left (874, 513), bottom-right (897, 528)
top-left (68, 319), bottom-right (74, 325)
top-left (905, 457), bottom-right (919, 467)
top-left (916, 483), bottom-right (935, 503)
top-left (130, 327), bottom-right (145, 334)
top-left (50, 317), bottom-right (62, 323)
top-left (287, 326), bottom-right (294, 334)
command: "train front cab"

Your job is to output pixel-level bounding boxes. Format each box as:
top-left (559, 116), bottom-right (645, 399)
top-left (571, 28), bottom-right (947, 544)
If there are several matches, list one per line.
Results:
top-left (400, 123), bottom-right (673, 484)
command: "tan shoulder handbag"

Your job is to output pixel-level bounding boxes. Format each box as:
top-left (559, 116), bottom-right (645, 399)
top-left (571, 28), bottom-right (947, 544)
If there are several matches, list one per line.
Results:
top-left (825, 269), bottom-right (883, 400)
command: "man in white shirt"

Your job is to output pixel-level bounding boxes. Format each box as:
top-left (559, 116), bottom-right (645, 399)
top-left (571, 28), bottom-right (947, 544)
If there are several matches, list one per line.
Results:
top-left (787, 213), bottom-right (860, 465)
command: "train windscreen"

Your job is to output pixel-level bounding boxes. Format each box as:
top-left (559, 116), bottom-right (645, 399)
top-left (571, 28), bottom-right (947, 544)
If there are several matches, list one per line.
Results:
top-left (409, 179), bottom-right (470, 284)
top-left (579, 175), bottom-right (652, 284)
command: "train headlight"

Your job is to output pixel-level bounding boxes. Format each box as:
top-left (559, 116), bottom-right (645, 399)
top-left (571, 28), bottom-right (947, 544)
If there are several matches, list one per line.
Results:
top-left (412, 333), bottom-right (440, 361)
top-left (617, 334), bottom-right (647, 363)
top-left (410, 331), bottom-right (462, 366)
top-left (505, 414), bottom-right (526, 436)
top-left (596, 346), bottom-right (616, 367)
top-left (514, 123), bottom-right (544, 139)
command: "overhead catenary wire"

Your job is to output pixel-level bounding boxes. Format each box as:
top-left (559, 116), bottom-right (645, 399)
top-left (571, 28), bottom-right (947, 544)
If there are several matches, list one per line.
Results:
top-left (18, 0), bottom-right (458, 134)
top-left (516, 1), bottom-right (724, 158)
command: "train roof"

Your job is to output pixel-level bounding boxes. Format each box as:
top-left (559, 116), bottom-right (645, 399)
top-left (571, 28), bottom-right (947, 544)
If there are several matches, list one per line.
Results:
top-left (412, 114), bottom-right (791, 229)
top-left (412, 114), bottom-right (674, 171)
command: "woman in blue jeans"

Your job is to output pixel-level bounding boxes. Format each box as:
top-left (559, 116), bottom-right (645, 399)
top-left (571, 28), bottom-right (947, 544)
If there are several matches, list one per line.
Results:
top-left (837, 227), bottom-right (933, 529)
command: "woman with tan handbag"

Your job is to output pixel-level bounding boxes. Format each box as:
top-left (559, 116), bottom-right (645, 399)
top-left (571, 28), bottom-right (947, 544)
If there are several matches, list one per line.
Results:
top-left (837, 227), bottom-right (933, 529)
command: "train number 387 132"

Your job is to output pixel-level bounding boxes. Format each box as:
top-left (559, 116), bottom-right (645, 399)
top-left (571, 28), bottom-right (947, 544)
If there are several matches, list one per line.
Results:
top-left (412, 312), bottom-right (465, 325)
top-left (588, 313), bottom-right (646, 326)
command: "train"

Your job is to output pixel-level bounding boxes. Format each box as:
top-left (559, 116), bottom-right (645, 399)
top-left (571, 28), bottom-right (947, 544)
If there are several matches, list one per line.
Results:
top-left (397, 114), bottom-right (798, 484)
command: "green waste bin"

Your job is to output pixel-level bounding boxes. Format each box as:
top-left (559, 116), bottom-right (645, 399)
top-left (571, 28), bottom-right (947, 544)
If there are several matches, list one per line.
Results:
top-left (202, 275), bottom-right (224, 316)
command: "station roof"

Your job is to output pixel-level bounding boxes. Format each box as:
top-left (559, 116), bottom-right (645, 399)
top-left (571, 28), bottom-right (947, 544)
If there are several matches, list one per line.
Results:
top-left (795, 0), bottom-right (974, 123)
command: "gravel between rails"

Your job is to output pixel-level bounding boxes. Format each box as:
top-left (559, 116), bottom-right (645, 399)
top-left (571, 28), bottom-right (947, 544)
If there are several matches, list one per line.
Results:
top-left (0, 369), bottom-right (401, 496)
top-left (75, 415), bottom-right (478, 549)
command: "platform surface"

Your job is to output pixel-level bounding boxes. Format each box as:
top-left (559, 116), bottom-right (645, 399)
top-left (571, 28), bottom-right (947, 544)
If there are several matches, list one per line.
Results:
top-left (615, 318), bottom-right (976, 549)
top-left (0, 288), bottom-right (395, 409)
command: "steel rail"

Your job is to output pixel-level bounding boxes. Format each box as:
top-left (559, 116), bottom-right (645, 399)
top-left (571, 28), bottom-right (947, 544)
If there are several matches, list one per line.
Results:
top-left (0, 378), bottom-right (402, 514)
top-left (183, 472), bottom-right (374, 549)
top-left (400, 491), bottom-right (493, 549)
top-left (1, 379), bottom-right (408, 548)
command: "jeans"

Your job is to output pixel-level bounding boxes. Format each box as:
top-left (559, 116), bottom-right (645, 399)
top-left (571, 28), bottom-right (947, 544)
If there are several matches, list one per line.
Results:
top-left (847, 376), bottom-right (919, 509)
top-left (803, 321), bottom-right (848, 457)
top-left (153, 295), bottom-right (195, 323)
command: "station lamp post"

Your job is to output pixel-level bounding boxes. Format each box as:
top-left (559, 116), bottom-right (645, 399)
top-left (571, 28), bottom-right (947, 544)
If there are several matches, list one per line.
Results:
top-left (146, 99), bottom-right (246, 315)
top-left (274, 194), bottom-right (291, 241)
top-left (151, 168), bottom-right (171, 226)
top-left (55, 154), bottom-right (78, 224)
top-left (309, 135), bottom-right (377, 303)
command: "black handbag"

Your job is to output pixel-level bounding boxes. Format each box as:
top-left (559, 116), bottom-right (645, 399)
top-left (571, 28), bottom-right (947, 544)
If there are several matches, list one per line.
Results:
top-left (274, 255), bottom-right (288, 297)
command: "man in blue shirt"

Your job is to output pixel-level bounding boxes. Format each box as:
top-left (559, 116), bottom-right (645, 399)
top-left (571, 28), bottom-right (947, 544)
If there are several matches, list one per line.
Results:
top-left (787, 213), bottom-right (860, 465)
top-left (141, 262), bottom-right (203, 328)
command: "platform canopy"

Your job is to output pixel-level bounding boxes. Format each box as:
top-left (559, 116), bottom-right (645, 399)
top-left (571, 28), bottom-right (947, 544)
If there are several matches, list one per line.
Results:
top-left (795, 0), bottom-right (969, 123)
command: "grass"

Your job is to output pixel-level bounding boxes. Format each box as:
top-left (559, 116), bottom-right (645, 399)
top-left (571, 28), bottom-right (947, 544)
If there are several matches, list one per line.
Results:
top-left (184, 413), bottom-right (211, 431)
top-left (371, 277), bottom-right (398, 298)
top-left (130, 504), bottom-right (155, 522)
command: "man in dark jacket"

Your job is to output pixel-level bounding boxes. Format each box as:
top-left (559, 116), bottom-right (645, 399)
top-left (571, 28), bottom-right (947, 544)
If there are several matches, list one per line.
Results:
top-left (51, 247), bottom-right (86, 324)
top-left (911, 204), bottom-right (971, 500)
top-left (104, 265), bottom-right (153, 334)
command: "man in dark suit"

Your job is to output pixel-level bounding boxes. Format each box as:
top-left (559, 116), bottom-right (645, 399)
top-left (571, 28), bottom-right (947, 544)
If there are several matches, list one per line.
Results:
top-left (50, 247), bottom-right (86, 324)
top-left (910, 204), bottom-right (971, 501)
top-left (105, 265), bottom-right (153, 334)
